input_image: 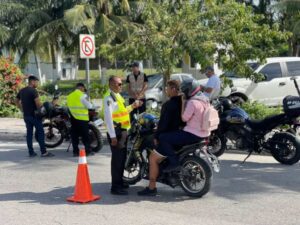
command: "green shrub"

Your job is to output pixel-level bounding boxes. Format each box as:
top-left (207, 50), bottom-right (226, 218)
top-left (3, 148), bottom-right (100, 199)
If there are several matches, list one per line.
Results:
top-left (90, 82), bottom-right (108, 99)
top-left (0, 57), bottom-right (25, 117)
top-left (241, 101), bottom-right (282, 120)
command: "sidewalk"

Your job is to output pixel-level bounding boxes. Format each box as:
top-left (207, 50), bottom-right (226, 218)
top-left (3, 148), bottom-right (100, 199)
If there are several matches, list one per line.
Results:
top-left (0, 118), bottom-right (107, 142)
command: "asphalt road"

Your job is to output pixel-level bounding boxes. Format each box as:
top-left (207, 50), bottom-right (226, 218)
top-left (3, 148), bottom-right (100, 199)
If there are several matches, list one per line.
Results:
top-left (0, 141), bottom-right (300, 225)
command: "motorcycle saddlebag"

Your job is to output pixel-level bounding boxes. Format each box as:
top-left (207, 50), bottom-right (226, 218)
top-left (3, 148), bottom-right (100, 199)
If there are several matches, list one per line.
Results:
top-left (283, 95), bottom-right (300, 116)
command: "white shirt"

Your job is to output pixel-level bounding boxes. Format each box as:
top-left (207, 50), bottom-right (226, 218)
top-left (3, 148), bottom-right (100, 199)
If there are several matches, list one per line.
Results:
top-left (204, 74), bottom-right (221, 100)
top-left (103, 92), bottom-right (119, 138)
top-left (80, 94), bottom-right (93, 109)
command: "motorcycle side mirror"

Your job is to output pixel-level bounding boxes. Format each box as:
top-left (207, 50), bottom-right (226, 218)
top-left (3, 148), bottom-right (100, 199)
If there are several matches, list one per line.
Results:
top-left (151, 101), bottom-right (158, 109)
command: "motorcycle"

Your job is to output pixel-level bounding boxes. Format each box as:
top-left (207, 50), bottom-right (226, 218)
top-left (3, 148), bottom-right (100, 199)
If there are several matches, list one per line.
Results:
top-left (208, 93), bottom-right (300, 165)
top-left (41, 91), bottom-right (104, 152)
top-left (122, 111), bottom-right (220, 198)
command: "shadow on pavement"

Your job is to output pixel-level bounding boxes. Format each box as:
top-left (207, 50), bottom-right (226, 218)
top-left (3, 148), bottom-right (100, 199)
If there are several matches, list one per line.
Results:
top-left (212, 159), bottom-right (300, 200)
top-left (0, 182), bottom-right (196, 205)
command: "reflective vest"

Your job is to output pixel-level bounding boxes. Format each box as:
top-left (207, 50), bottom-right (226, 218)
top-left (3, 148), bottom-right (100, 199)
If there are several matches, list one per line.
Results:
top-left (104, 91), bottom-right (131, 130)
top-left (128, 72), bottom-right (145, 98)
top-left (67, 90), bottom-right (89, 121)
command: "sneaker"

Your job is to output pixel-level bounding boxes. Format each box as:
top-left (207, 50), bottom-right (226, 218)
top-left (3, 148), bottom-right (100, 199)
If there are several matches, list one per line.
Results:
top-left (137, 187), bottom-right (157, 196)
top-left (29, 152), bottom-right (37, 157)
top-left (41, 152), bottom-right (55, 157)
top-left (163, 164), bottom-right (181, 173)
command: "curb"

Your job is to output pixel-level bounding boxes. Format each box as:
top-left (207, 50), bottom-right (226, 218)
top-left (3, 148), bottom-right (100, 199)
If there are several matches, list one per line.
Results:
top-left (0, 131), bottom-right (108, 144)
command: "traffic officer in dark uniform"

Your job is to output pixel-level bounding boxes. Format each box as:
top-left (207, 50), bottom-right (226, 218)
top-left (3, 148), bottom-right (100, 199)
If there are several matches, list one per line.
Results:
top-left (103, 76), bottom-right (142, 195)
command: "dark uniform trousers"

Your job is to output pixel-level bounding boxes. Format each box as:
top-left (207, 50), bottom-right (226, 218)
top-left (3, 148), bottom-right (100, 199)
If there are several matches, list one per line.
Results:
top-left (70, 115), bottom-right (90, 154)
top-left (107, 130), bottom-right (127, 190)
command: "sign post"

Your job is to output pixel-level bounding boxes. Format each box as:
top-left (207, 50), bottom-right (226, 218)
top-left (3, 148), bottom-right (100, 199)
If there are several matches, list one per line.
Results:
top-left (79, 34), bottom-right (96, 98)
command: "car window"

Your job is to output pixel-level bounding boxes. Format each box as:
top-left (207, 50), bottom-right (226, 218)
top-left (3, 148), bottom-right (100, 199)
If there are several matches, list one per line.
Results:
top-left (181, 75), bottom-right (192, 81)
top-left (171, 75), bottom-right (181, 81)
top-left (147, 74), bottom-right (162, 89)
top-left (287, 61), bottom-right (300, 77)
top-left (259, 63), bottom-right (282, 81)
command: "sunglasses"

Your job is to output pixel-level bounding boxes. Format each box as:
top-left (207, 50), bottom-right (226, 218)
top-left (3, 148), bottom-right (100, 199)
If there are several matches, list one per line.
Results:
top-left (117, 83), bottom-right (123, 87)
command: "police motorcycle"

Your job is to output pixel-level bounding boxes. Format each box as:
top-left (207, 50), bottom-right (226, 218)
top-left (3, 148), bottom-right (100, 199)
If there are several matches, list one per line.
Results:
top-left (208, 80), bottom-right (300, 164)
top-left (123, 94), bottom-right (220, 197)
top-left (39, 86), bottom-right (104, 152)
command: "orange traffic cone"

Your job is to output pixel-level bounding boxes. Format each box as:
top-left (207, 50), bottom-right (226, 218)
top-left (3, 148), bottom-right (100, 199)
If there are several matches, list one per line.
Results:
top-left (67, 149), bottom-right (101, 203)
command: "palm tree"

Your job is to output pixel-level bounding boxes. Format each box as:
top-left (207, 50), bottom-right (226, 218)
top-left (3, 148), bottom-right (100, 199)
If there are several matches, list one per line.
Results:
top-left (275, 0), bottom-right (300, 55)
top-left (0, 0), bottom-right (78, 81)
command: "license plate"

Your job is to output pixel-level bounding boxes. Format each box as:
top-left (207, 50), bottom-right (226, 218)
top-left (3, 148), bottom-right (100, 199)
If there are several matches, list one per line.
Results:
top-left (94, 118), bottom-right (104, 126)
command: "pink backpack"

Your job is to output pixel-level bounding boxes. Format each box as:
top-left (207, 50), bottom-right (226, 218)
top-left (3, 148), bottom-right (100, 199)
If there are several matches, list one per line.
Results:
top-left (194, 98), bottom-right (220, 132)
top-left (201, 103), bottom-right (220, 131)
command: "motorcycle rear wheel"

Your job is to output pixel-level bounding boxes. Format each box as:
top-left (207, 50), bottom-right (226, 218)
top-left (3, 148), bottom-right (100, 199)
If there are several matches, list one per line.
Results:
top-left (208, 132), bottom-right (227, 157)
top-left (270, 132), bottom-right (300, 165)
top-left (43, 122), bottom-right (64, 148)
top-left (88, 122), bottom-right (103, 152)
top-left (180, 156), bottom-right (212, 198)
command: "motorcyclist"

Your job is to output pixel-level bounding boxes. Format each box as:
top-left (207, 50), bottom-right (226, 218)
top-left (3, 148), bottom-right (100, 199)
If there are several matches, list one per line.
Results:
top-left (138, 79), bottom-right (210, 196)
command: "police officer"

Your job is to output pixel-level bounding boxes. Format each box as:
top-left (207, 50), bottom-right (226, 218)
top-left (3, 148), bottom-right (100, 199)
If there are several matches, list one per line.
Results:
top-left (104, 76), bottom-right (142, 195)
top-left (67, 83), bottom-right (94, 157)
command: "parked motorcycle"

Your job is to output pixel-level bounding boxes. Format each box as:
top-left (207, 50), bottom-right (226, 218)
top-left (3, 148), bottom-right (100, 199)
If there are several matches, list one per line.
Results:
top-left (209, 95), bottom-right (300, 165)
top-left (122, 111), bottom-right (220, 198)
top-left (41, 92), bottom-right (104, 152)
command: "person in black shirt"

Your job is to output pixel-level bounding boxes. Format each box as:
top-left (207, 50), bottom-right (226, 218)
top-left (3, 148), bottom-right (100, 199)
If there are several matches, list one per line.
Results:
top-left (138, 80), bottom-right (184, 196)
top-left (16, 75), bottom-right (54, 157)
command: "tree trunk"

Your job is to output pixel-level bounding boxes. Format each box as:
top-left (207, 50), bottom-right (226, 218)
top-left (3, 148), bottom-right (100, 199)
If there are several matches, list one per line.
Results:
top-left (33, 51), bottom-right (43, 85)
top-left (162, 66), bottom-right (171, 102)
top-left (50, 44), bottom-right (56, 81)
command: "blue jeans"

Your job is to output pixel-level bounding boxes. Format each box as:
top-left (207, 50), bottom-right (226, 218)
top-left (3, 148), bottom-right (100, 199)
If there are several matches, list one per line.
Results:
top-left (24, 116), bottom-right (46, 155)
top-left (157, 130), bottom-right (201, 166)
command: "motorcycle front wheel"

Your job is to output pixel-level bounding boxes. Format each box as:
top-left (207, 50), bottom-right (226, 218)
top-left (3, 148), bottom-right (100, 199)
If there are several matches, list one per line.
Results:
top-left (270, 132), bottom-right (300, 165)
top-left (180, 156), bottom-right (212, 198)
top-left (43, 122), bottom-right (64, 148)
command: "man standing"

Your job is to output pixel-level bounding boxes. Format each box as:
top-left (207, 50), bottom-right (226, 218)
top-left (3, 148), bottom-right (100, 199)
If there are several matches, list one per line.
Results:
top-left (138, 80), bottom-right (185, 196)
top-left (200, 66), bottom-right (221, 100)
top-left (67, 83), bottom-right (94, 157)
top-left (126, 62), bottom-right (148, 118)
top-left (16, 75), bottom-right (54, 157)
top-left (104, 76), bottom-right (142, 195)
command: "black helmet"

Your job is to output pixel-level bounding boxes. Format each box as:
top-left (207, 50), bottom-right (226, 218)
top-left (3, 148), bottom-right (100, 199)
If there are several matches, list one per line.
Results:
top-left (220, 98), bottom-right (232, 111)
top-left (180, 78), bottom-right (201, 99)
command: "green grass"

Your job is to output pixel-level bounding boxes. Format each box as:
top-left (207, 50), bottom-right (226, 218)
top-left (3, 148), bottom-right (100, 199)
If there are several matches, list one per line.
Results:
top-left (77, 68), bottom-right (182, 80)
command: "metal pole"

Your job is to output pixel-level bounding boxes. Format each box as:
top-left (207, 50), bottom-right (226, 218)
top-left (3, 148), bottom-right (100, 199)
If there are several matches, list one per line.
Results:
top-left (86, 58), bottom-right (90, 100)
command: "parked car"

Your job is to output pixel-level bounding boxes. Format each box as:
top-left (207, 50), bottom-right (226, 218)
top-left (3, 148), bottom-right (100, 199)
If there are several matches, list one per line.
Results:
top-left (198, 57), bottom-right (300, 106)
top-left (145, 73), bottom-right (193, 107)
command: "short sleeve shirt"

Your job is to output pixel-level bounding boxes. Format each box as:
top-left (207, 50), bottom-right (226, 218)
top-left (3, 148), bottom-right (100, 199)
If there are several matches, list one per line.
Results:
top-left (204, 75), bottom-right (221, 99)
top-left (16, 87), bottom-right (39, 116)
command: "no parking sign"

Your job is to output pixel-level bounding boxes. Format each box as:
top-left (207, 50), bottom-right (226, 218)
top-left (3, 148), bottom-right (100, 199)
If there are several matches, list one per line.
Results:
top-left (80, 34), bottom-right (96, 59)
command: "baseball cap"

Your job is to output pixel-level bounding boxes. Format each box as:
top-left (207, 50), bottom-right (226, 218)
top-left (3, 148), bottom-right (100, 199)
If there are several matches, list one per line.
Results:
top-left (131, 62), bottom-right (140, 67)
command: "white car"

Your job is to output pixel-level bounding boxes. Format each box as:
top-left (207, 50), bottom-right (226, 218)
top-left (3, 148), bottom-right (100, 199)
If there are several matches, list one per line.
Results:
top-left (145, 73), bottom-right (193, 107)
top-left (199, 57), bottom-right (300, 106)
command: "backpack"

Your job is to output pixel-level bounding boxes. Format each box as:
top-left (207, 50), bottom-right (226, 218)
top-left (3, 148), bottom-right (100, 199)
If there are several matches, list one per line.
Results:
top-left (196, 100), bottom-right (220, 132)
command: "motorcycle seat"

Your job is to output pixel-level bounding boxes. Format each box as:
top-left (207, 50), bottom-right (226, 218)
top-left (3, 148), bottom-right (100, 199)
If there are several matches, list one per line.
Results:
top-left (246, 114), bottom-right (286, 130)
top-left (175, 139), bottom-right (208, 153)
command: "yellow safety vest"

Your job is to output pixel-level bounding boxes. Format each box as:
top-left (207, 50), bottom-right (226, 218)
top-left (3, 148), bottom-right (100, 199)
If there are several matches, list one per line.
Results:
top-left (67, 89), bottom-right (89, 121)
top-left (104, 91), bottom-right (131, 130)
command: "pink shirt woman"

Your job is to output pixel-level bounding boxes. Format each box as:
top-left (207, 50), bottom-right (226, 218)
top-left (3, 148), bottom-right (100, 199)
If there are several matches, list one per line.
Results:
top-left (182, 95), bottom-right (210, 138)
